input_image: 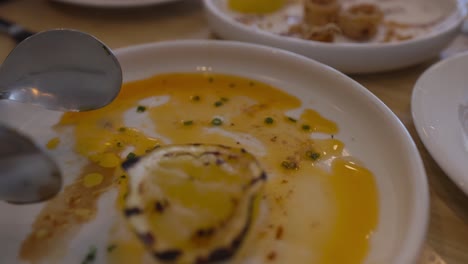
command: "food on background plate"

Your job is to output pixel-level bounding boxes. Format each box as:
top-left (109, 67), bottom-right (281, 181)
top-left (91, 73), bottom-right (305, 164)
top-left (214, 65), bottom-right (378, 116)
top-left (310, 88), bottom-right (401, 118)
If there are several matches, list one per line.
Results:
top-left (20, 73), bottom-right (378, 264)
top-left (228, 0), bottom-right (454, 43)
top-left (337, 3), bottom-right (383, 40)
top-left (228, 0), bottom-right (286, 14)
top-left (288, 23), bottom-right (341, 42)
top-left (303, 0), bottom-right (341, 27)
top-left (285, 0), bottom-right (384, 42)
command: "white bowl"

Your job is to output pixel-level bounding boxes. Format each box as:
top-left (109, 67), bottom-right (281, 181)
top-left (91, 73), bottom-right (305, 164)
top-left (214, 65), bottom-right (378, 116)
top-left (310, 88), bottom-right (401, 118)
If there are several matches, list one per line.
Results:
top-left (0, 40), bottom-right (428, 263)
top-left (203, 0), bottom-right (467, 74)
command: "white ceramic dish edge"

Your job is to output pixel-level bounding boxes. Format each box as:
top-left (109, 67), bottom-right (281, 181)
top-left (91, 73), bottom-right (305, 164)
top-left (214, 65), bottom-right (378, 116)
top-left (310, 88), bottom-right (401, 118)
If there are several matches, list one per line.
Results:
top-left (0, 40), bottom-right (429, 264)
top-left (412, 51), bottom-right (468, 195)
top-left (115, 40), bottom-right (429, 264)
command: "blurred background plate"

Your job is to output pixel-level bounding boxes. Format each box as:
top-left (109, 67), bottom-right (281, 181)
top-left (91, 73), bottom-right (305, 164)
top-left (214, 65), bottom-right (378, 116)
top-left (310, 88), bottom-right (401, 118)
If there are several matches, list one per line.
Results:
top-left (412, 51), bottom-right (468, 196)
top-left (204, 0), bottom-right (466, 74)
top-left (51, 0), bottom-right (182, 8)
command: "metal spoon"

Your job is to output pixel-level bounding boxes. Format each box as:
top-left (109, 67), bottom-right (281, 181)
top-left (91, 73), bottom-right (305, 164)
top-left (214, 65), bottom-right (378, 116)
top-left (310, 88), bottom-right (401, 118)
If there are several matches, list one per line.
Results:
top-left (0, 29), bottom-right (122, 203)
top-left (0, 29), bottom-right (122, 111)
top-left (0, 125), bottom-right (61, 204)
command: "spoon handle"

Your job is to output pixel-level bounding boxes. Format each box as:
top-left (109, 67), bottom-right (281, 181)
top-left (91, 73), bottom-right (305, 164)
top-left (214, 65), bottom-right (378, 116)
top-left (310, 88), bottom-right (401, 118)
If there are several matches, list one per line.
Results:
top-left (0, 17), bottom-right (35, 43)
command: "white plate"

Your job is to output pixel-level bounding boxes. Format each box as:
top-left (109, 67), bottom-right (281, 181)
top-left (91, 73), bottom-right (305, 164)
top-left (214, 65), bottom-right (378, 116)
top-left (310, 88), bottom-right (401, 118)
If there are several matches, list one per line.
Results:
top-left (203, 0), bottom-right (466, 74)
top-left (0, 40), bottom-right (428, 263)
top-left (51, 0), bottom-right (181, 8)
top-left (412, 51), bottom-right (468, 195)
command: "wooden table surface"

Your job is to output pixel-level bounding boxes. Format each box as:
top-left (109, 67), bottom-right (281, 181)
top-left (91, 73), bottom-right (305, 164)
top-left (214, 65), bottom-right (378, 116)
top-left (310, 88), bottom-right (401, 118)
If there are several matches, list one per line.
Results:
top-left (1, 1), bottom-right (467, 263)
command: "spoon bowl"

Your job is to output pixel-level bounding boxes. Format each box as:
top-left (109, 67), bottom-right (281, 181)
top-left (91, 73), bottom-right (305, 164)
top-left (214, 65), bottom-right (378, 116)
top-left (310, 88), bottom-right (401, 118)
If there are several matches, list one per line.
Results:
top-left (0, 125), bottom-right (61, 204)
top-left (0, 29), bottom-right (122, 111)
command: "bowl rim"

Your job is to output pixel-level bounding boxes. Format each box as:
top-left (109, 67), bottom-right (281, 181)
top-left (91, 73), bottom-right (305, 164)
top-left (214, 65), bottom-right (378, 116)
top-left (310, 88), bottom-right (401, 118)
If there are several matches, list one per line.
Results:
top-left (115, 39), bottom-right (430, 264)
top-left (203, 0), bottom-right (467, 50)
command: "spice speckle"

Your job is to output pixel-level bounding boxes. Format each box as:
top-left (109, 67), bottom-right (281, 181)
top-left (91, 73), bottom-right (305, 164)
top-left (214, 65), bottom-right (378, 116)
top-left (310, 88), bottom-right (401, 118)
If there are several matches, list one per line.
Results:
top-left (281, 160), bottom-right (298, 170)
top-left (136, 106), bottom-right (147, 113)
top-left (126, 152), bottom-right (137, 160)
top-left (211, 118), bottom-right (223, 126)
top-left (267, 251), bottom-right (277, 261)
top-left (183, 120), bottom-right (194, 126)
top-left (107, 244), bottom-right (117, 253)
top-left (275, 226), bottom-right (284, 240)
top-left (81, 246), bottom-right (97, 264)
top-left (264, 117), bottom-right (274, 125)
top-left (306, 151), bottom-right (321, 161)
